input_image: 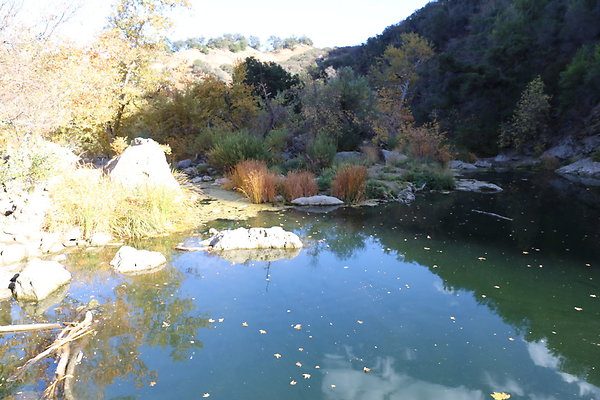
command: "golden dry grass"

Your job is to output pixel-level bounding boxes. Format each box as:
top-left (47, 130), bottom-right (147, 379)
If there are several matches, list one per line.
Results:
top-left (228, 160), bottom-right (279, 203)
top-left (332, 165), bottom-right (367, 203)
top-left (282, 170), bottom-right (318, 202)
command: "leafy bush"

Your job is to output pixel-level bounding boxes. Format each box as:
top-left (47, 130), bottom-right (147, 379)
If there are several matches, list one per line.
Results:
top-left (282, 171), bottom-right (318, 202)
top-left (208, 131), bottom-right (270, 170)
top-left (279, 156), bottom-right (306, 174)
top-left (307, 135), bottom-right (337, 171)
top-left (332, 165), bottom-right (367, 203)
top-left (366, 180), bottom-right (395, 200)
top-left (317, 167), bottom-right (336, 192)
top-left (401, 163), bottom-right (455, 190)
top-left (46, 168), bottom-right (200, 239)
top-left (228, 160), bottom-right (279, 203)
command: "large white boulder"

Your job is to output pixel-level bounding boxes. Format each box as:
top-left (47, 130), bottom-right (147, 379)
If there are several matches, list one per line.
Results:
top-left (202, 227), bottom-right (303, 251)
top-left (291, 195), bottom-right (344, 206)
top-left (556, 158), bottom-right (600, 179)
top-left (13, 259), bottom-right (71, 301)
top-left (104, 138), bottom-right (180, 191)
top-left (110, 246), bottom-right (166, 274)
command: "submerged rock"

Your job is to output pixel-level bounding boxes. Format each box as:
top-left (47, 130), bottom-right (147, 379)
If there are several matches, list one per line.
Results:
top-left (556, 158), bottom-right (600, 180)
top-left (202, 227), bottom-right (303, 251)
top-left (110, 246), bottom-right (166, 274)
top-left (455, 179), bottom-right (503, 193)
top-left (291, 195), bottom-right (344, 206)
top-left (13, 259), bottom-right (71, 301)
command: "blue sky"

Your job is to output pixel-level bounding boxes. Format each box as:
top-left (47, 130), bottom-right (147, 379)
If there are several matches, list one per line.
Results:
top-left (27, 0), bottom-right (432, 48)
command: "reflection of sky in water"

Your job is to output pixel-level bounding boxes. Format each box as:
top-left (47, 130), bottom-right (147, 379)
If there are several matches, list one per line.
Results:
top-left (528, 340), bottom-right (600, 398)
top-left (321, 353), bottom-right (485, 400)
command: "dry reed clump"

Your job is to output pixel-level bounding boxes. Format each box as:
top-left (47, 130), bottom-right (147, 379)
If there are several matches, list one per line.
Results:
top-left (332, 165), bottom-right (367, 203)
top-left (282, 170), bottom-right (318, 202)
top-left (46, 167), bottom-right (200, 239)
top-left (228, 160), bottom-right (279, 203)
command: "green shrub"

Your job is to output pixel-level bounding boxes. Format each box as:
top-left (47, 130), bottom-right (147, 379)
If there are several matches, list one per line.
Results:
top-left (265, 128), bottom-right (290, 155)
top-left (401, 163), bottom-right (455, 190)
top-left (279, 156), bottom-right (306, 174)
top-left (592, 150), bottom-right (600, 163)
top-left (307, 135), bottom-right (336, 171)
top-left (317, 167), bottom-right (336, 192)
top-left (208, 131), bottom-right (270, 170)
top-left (366, 180), bottom-right (396, 200)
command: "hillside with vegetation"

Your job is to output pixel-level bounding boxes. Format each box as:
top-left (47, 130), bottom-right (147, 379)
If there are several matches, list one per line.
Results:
top-left (322, 0), bottom-right (600, 155)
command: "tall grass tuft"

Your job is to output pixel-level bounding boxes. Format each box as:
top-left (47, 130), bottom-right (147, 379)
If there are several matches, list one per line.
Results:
top-left (282, 170), bottom-right (318, 202)
top-left (46, 168), bottom-right (200, 239)
top-left (228, 160), bottom-right (279, 203)
top-left (332, 165), bottom-right (367, 203)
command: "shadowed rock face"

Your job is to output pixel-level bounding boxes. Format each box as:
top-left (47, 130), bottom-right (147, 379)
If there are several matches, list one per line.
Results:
top-left (556, 158), bottom-right (600, 180)
top-left (104, 138), bottom-right (180, 191)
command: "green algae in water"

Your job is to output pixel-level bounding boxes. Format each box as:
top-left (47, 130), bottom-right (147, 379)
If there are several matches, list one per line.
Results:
top-left (0, 171), bottom-right (599, 399)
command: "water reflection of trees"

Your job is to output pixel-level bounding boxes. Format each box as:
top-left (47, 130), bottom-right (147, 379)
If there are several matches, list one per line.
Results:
top-left (0, 245), bottom-right (209, 399)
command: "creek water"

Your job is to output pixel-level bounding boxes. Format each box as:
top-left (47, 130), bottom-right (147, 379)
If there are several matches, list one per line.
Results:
top-left (1, 171), bottom-right (599, 399)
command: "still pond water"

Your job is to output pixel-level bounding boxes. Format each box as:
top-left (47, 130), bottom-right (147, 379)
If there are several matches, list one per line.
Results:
top-left (1, 171), bottom-right (599, 399)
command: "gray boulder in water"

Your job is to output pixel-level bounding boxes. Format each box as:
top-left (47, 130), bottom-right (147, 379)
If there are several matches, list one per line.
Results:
top-left (104, 138), bottom-right (180, 191)
top-left (556, 158), bottom-right (600, 179)
top-left (110, 246), bottom-right (166, 274)
top-left (202, 227), bottom-right (303, 251)
top-left (455, 179), bottom-right (503, 193)
top-left (13, 259), bottom-right (71, 301)
top-left (291, 195), bottom-right (344, 206)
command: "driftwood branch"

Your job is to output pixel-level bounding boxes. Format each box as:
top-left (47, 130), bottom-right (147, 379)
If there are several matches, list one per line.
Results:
top-left (0, 323), bottom-right (62, 334)
top-left (471, 209), bottom-right (513, 221)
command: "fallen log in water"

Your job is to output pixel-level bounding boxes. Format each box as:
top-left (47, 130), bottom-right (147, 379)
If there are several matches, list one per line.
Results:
top-left (0, 323), bottom-right (62, 334)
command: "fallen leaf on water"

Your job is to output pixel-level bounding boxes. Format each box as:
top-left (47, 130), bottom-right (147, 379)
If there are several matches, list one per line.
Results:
top-left (450, 316), bottom-right (456, 320)
top-left (242, 322), bottom-right (249, 327)
top-left (259, 329), bottom-right (267, 334)
top-left (330, 384), bottom-right (336, 388)
top-left (293, 324), bottom-right (302, 330)
top-left (290, 380), bottom-right (297, 386)
top-left (508, 337), bottom-right (515, 341)
top-left (218, 318), bottom-right (224, 322)
top-left (591, 294), bottom-right (597, 298)
top-left (574, 307), bottom-right (583, 311)
top-left (363, 367), bottom-right (371, 373)
top-left (208, 319), bottom-right (215, 323)
top-left (149, 381), bottom-right (156, 387)
top-left (490, 392), bottom-right (511, 400)
top-left (162, 322), bottom-right (170, 328)
top-left (302, 373), bottom-right (311, 379)
top-left (315, 365), bottom-right (321, 369)
top-left (522, 251), bottom-right (529, 254)
top-left (298, 348), bottom-right (304, 351)
top-left (478, 257), bottom-right (487, 261)
top-left (296, 362), bottom-right (303, 367)
top-left (493, 285), bottom-right (501, 289)
top-left (357, 320), bottom-right (364, 324)
top-left (202, 394), bottom-right (210, 398)
top-left (274, 353), bottom-right (282, 359)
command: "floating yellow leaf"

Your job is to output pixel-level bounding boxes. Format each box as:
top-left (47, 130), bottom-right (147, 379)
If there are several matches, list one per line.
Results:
top-left (363, 367), bottom-right (371, 373)
top-left (218, 318), bottom-right (224, 322)
top-left (450, 316), bottom-right (456, 320)
top-left (298, 348), bottom-right (304, 351)
top-left (302, 373), bottom-right (311, 379)
top-left (208, 318), bottom-right (215, 323)
top-left (357, 320), bottom-right (364, 324)
top-left (274, 353), bottom-right (282, 359)
top-left (149, 381), bottom-right (156, 387)
top-left (296, 362), bottom-right (302, 367)
top-left (490, 392), bottom-right (510, 400)
top-left (242, 322), bottom-right (249, 327)
top-left (290, 380), bottom-right (297, 386)
top-left (202, 394), bottom-right (210, 398)
top-left (478, 257), bottom-right (487, 261)
top-left (330, 384), bottom-right (336, 388)
top-left (315, 365), bottom-right (321, 369)
top-left (259, 329), bottom-right (267, 334)
top-left (574, 307), bottom-right (583, 311)
top-left (508, 337), bottom-right (515, 341)
top-left (293, 324), bottom-right (302, 330)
